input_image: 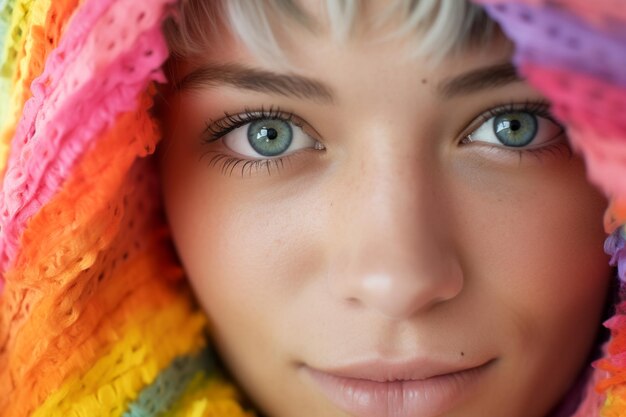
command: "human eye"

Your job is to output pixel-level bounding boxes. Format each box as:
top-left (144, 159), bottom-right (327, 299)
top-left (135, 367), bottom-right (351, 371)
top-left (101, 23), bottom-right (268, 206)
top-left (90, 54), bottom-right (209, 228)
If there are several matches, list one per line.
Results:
top-left (201, 106), bottom-right (325, 177)
top-left (462, 101), bottom-right (568, 160)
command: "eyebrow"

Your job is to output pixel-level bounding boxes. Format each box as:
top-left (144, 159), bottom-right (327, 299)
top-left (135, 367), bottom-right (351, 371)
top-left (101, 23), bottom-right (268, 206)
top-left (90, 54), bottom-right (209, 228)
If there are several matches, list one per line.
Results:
top-left (437, 63), bottom-right (522, 98)
top-left (174, 63), bottom-right (335, 103)
top-left (174, 61), bottom-right (521, 102)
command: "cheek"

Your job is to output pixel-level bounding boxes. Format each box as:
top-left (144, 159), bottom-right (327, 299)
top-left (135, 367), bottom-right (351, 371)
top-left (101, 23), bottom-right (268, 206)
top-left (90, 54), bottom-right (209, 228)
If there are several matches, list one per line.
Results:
top-left (159, 146), bottom-right (326, 339)
top-left (452, 154), bottom-right (611, 404)
top-left (160, 156), bottom-right (332, 417)
top-left (453, 154), bottom-right (610, 317)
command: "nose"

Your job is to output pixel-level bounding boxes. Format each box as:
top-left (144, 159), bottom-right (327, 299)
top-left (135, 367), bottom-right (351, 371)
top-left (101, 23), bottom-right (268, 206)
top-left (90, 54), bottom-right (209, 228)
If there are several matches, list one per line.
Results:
top-left (326, 144), bottom-right (464, 320)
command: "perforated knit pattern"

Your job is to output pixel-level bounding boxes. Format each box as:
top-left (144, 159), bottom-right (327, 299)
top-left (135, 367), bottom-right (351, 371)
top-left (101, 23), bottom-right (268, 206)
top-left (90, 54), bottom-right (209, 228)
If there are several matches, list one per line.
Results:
top-left (2, 0), bottom-right (625, 416)
top-left (0, 0), bottom-right (253, 416)
top-left (0, 0), bottom-right (173, 276)
top-left (477, 0), bottom-right (626, 32)
top-left (474, 1), bottom-right (626, 416)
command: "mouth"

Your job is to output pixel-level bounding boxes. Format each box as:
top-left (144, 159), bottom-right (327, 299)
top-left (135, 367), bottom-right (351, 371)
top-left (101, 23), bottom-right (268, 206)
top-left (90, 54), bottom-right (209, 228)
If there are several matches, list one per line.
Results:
top-left (300, 358), bottom-right (495, 417)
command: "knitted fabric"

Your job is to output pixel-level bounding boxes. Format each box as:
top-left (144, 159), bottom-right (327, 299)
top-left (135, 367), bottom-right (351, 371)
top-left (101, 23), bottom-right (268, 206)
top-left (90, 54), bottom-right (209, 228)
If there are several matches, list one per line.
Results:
top-left (0, 0), bottom-right (624, 417)
top-left (474, 1), bottom-right (626, 416)
top-left (0, 0), bottom-right (251, 416)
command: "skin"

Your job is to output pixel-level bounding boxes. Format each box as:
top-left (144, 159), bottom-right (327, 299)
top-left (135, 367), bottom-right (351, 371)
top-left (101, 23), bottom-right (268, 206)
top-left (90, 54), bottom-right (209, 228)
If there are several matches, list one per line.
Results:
top-left (158, 2), bottom-right (613, 416)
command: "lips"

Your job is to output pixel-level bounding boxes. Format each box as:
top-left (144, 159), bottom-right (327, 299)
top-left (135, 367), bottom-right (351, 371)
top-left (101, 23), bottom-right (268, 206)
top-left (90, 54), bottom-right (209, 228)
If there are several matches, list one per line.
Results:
top-left (301, 358), bottom-right (494, 417)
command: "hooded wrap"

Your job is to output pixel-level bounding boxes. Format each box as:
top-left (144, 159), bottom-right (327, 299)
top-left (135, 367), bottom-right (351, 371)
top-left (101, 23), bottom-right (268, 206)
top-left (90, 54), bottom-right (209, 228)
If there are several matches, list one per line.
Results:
top-left (0, 1), bottom-right (624, 416)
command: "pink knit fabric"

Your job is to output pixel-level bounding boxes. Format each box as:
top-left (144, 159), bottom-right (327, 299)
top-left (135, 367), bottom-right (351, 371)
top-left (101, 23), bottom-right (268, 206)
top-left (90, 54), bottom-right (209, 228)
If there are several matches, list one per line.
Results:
top-left (476, 0), bottom-right (626, 30)
top-left (0, 0), bottom-right (174, 275)
top-left (519, 63), bottom-right (626, 202)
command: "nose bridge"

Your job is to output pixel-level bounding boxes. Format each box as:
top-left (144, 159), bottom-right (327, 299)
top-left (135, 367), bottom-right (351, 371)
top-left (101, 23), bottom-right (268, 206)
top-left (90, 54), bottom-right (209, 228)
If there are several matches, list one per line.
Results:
top-left (326, 131), bottom-right (463, 319)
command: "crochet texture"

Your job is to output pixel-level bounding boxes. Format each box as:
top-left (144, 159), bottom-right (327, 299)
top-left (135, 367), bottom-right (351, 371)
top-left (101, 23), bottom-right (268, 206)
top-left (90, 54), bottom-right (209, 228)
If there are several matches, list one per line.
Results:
top-left (0, 0), bottom-right (252, 416)
top-left (0, 0), bottom-right (625, 416)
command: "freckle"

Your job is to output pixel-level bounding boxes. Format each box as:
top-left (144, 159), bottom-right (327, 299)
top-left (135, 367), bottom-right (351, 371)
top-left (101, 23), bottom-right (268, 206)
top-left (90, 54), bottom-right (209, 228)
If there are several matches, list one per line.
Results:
top-left (421, 78), bottom-right (428, 84)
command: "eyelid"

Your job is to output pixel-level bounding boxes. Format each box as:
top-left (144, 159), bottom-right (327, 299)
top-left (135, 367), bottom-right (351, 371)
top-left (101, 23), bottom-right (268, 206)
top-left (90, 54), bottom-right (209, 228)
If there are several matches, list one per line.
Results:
top-left (200, 106), bottom-right (326, 170)
top-left (225, 121), bottom-right (320, 160)
top-left (459, 100), bottom-right (562, 143)
top-left (201, 106), bottom-right (322, 144)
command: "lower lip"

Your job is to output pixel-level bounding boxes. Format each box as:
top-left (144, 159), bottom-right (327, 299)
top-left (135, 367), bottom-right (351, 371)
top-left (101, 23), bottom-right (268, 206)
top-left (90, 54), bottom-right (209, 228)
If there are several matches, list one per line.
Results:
top-left (302, 362), bottom-right (492, 417)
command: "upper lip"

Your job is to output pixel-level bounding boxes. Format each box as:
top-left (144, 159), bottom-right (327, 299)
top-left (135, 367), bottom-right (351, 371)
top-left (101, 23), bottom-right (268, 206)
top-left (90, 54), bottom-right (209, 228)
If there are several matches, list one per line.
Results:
top-left (306, 357), bottom-right (494, 382)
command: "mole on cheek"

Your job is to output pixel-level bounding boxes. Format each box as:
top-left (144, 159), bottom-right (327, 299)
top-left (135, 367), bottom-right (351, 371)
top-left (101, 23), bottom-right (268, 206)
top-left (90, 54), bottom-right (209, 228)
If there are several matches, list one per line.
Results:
top-left (421, 78), bottom-right (428, 84)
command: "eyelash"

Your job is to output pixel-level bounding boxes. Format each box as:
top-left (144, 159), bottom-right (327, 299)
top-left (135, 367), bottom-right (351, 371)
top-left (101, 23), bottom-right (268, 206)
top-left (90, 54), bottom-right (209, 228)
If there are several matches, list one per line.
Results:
top-left (475, 100), bottom-right (552, 123)
top-left (461, 100), bottom-right (571, 162)
top-left (202, 106), bottom-right (300, 143)
top-left (200, 106), bottom-right (306, 177)
top-left (201, 101), bottom-right (569, 177)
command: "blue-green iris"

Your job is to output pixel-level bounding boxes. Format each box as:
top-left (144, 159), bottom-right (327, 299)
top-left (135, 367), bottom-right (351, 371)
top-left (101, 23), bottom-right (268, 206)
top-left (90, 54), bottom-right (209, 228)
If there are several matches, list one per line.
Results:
top-left (247, 119), bottom-right (293, 156)
top-left (493, 112), bottom-right (538, 147)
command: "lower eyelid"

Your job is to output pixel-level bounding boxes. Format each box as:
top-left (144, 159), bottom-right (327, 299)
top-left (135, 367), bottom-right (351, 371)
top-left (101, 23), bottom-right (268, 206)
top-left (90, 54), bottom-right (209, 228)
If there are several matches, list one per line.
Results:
top-left (201, 147), bottom-right (324, 178)
top-left (510, 141), bottom-right (573, 164)
top-left (202, 152), bottom-right (286, 177)
top-left (461, 139), bottom-right (572, 166)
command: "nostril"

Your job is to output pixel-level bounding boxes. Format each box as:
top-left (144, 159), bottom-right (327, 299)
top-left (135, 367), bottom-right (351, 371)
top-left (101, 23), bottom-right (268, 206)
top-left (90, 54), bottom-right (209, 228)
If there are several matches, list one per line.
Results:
top-left (335, 270), bottom-right (458, 319)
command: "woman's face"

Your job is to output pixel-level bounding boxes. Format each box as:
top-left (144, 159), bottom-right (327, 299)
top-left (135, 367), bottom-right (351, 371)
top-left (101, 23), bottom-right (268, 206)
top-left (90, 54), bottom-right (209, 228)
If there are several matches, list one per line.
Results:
top-left (159, 3), bottom-right (612, 416)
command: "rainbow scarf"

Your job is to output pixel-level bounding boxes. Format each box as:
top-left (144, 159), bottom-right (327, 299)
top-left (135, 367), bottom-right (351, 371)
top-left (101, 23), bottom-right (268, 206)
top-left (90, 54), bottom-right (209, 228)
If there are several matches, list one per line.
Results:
top-left (0, 0), bottom-right (624, 416)
top-left (0, 0), bottom-right (251, 416)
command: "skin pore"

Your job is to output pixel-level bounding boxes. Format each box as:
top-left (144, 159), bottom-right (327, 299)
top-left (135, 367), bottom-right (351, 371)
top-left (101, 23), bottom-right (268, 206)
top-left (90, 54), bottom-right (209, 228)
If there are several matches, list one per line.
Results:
top-left (158, 1), bottom-right (613, 416)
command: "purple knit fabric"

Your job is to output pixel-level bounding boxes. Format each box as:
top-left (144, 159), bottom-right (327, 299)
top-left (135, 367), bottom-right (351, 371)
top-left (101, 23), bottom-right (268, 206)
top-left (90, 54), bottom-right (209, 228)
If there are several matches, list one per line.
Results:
top-left (483, 2), bottom-right (626, 88)
top-left (605, 228), bottom-right (626, 282)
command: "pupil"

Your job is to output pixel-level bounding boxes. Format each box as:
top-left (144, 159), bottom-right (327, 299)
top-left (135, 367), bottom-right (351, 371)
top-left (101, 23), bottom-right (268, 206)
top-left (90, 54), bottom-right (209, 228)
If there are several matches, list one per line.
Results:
top-left (261, 127), bottom-right (278, 140)
top-left (510, 119), bottom-right (521, 131)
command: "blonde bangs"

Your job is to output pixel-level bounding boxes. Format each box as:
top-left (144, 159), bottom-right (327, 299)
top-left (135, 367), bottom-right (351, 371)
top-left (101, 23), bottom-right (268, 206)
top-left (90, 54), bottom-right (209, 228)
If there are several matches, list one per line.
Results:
top-left (164, 0), bottom-right (495, 64)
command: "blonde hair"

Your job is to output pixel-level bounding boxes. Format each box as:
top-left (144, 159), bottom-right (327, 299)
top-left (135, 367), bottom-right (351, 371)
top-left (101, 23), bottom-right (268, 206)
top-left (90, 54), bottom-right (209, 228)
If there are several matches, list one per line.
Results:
top-left (164, 0), bottom-right (495, 65)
